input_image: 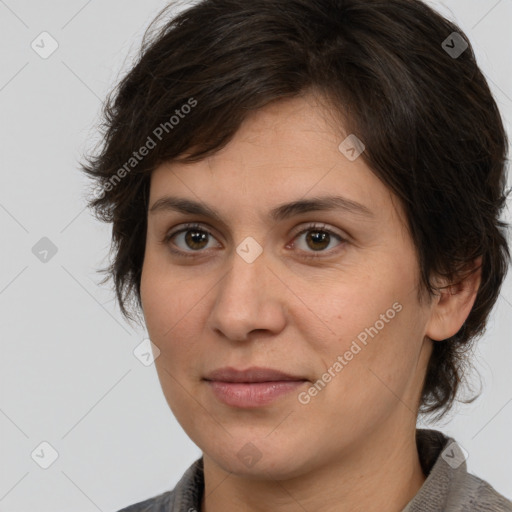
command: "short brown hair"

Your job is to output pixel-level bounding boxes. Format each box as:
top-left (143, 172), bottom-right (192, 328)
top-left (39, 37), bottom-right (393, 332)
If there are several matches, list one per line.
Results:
top-left (81, 0), bottom-right (510, 418)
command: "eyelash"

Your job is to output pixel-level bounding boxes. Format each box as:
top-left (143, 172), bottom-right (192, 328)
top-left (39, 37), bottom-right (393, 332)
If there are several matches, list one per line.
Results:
top-left (162, 222), bottom-right (346, 259)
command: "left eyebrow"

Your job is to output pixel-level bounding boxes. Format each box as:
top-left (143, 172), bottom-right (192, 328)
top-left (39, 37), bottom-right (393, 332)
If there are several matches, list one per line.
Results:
top-left (269, 195), bottom-right (374, 221)
top-left (148, 195), bottom-right (374, 221)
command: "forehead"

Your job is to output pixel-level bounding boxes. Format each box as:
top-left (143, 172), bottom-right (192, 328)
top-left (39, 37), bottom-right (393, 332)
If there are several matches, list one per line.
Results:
top-left (148, 94), bottom-right (397, 225)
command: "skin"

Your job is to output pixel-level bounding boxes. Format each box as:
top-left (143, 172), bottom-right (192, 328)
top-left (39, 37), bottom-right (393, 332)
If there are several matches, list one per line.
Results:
top-left (140, 92), bottom-right (481, 512)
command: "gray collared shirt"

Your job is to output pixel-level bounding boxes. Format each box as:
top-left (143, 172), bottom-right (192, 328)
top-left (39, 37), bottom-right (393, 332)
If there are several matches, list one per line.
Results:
top-left (117, 429), bottom-right (512, 511)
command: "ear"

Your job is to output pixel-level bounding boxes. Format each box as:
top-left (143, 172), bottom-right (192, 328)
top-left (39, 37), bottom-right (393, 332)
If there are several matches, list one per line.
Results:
top-left (425, 257), bottom-right (482, 341)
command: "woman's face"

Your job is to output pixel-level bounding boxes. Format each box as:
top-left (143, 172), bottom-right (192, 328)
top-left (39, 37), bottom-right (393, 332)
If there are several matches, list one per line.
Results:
top-left (140, 94), bottom-right (436, 478)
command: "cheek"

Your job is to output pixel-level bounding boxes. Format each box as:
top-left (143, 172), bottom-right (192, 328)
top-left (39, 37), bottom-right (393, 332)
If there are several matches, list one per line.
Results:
top-left (287, 269), bottom-right (404, 353)
top-left (324, 299), bottom-right (427, 421)
top-left (299, 267), bottom-right (425, 398)
top-left (306, 315), bottom-right (422, 444)
top-left (140, 266), bottom-right (171, 339)
top-left (141, 249), bottom-right (192, 334)
top-left (140, 257), bottom-right (212, 369)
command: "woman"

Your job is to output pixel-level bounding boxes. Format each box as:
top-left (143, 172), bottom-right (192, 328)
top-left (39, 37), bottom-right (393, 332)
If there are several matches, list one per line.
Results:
top-left (82, 0), bottom-right (512, 510)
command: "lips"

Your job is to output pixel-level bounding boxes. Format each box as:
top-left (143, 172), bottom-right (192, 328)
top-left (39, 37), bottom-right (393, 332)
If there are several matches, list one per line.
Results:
top-left (204, 366), bottom-right (307, 383)
top-left (204, 366), bottom-right (308, 408)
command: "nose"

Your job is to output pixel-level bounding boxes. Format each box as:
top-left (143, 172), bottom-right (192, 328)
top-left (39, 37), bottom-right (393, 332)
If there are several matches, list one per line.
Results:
top-left (207, 245), bottom-right (287, 342)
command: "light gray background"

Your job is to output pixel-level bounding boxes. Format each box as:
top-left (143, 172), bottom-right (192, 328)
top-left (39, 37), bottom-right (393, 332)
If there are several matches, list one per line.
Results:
top-left (0, 1), bottom-right (511, 511)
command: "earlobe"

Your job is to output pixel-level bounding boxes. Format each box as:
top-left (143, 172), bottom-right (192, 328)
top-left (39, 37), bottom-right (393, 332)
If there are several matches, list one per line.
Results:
top-left (425, 257), bottom-right (482, 342)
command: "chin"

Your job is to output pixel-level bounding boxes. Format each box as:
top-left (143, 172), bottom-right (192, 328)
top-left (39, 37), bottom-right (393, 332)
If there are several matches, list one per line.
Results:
top-left (202, 436), bottom-right (313, 480)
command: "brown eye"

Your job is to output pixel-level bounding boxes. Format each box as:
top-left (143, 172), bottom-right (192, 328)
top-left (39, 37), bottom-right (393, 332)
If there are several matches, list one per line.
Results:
top-left (291, 224), bottom-right (345, 256)
top-left (164, 224), bottom-right (221, 255)
top-left (304, 230), bottom-right (331, 251)
top-left (183, 229), bottom-right (209, 250)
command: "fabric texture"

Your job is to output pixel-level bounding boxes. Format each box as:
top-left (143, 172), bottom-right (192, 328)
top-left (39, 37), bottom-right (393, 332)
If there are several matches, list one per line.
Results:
top-left (116, 429), bottom-right (512, 511)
